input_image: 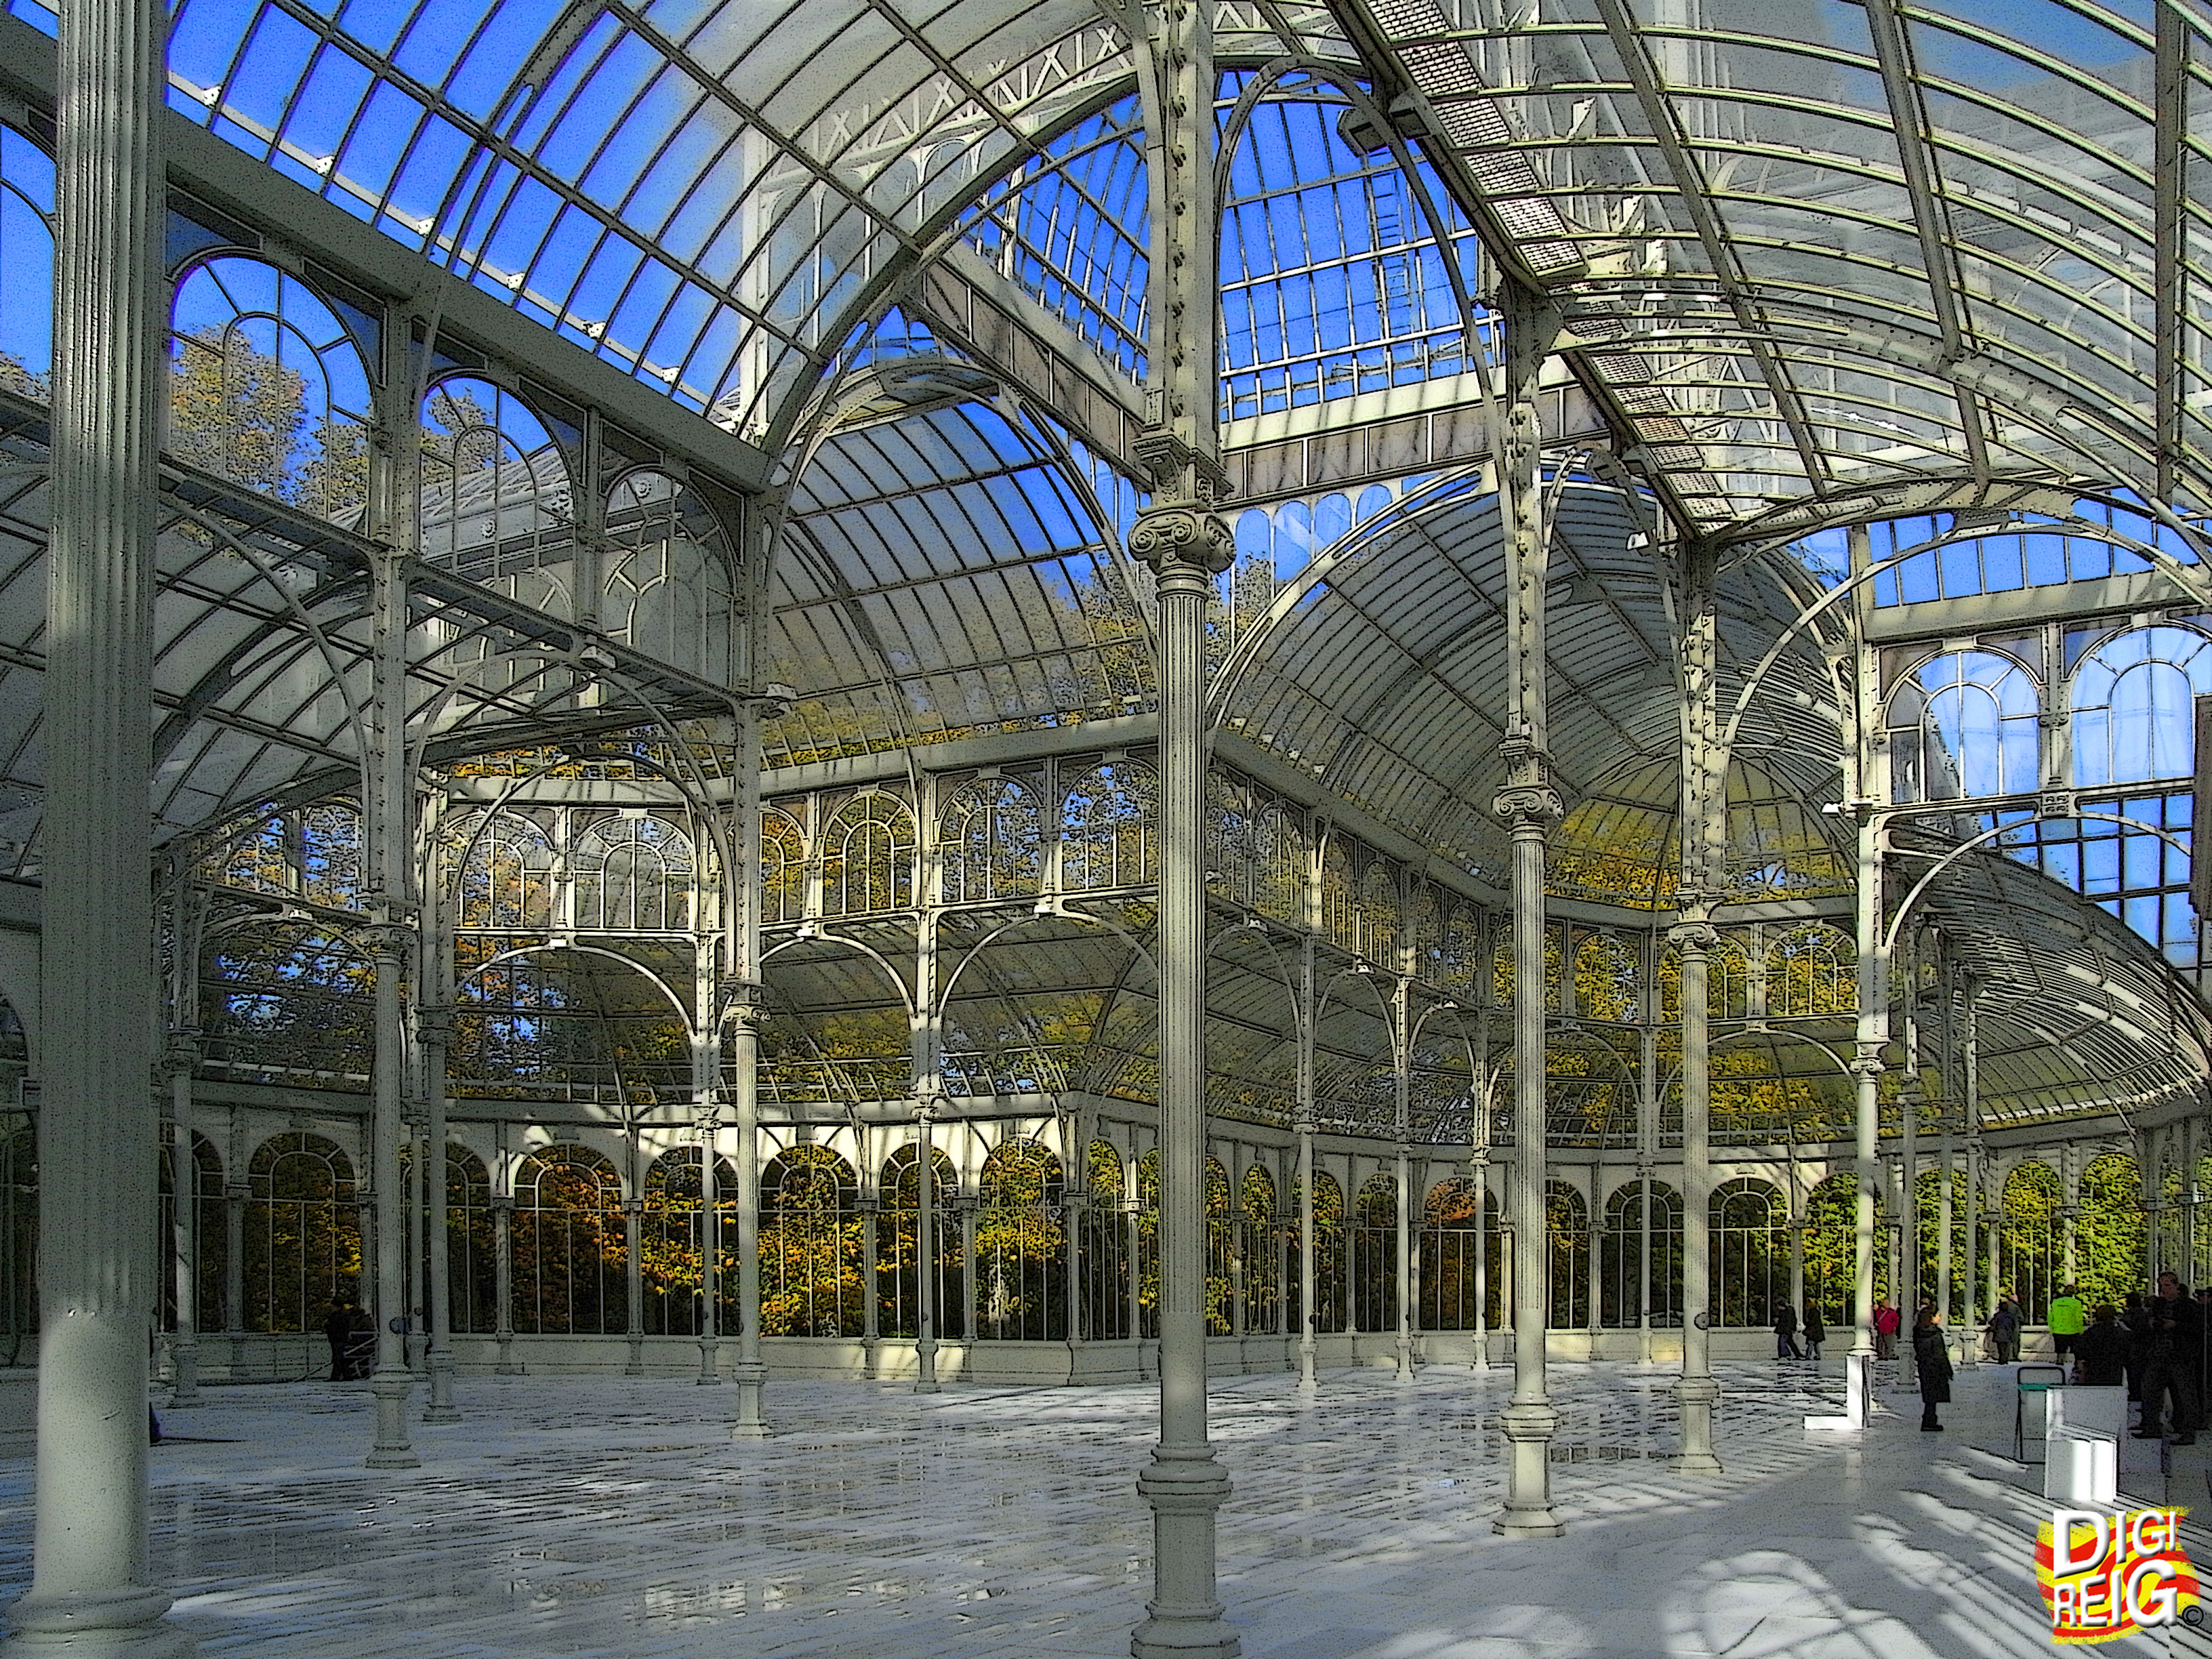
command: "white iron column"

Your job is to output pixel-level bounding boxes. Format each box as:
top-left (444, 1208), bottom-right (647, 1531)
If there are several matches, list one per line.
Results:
top-left (1846, 808), bottom-right (1889, 1399)
top-left (1296, 941), bottom-right (1318, 1392)
top-left (915, 1099), bottom-right (941, 1393)
top-left (491, 1194), bottom-right (518, 1376)
top-left (621, 1194), bottom-right (646, 1377)
top-left (1394, 982), bottom-right (1414, 1381)
top-left (165, 1038), bottom-right (200, 1406)
top-left (1128, 0), bottom-right (1237, 1646)
top-left (1671, 920), bottom-right (1722, 1472)
top-left (696, 1105), bottom-right (722, 1385)
top-left (1490, 273), bottom-right (1564, 1538)
top-left (7, 0), bottom-right (184, 1639)
top-left (726, 995), bottom-right (769, 1433)
top-left (419, 1007), bottom-right (457, 1421)
top-left (1470, 1147), bottom-right (1490, 1369)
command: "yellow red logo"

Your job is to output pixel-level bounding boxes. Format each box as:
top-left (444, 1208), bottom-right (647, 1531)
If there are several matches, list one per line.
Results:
top-left (2037, 1508), bottom-right (2200, 1643)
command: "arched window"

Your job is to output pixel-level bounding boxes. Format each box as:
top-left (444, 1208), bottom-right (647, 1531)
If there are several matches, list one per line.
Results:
top-left (1574, 934), bottom-right (1641, 1021)
top-left (1601, 1180), bottom-right (1683, 1329)
top-left (435, 1146), bottom-right (496, 1336)
top-left (169, 257), bottom-right (371, 522)
top-left (159, 1130), bottom-right (224, 1339)
top-left (1767, 925), bottom-right (1856, 1016)
top-left (939, 778), bottom-right (1042, 903)
top-left (2071, 625), bottom-right (2212, 786)
top-left (419, 376), bottom-right (575, 605)
top-left (1203, 1157), bottom-right (1235, 1335)
top-left (574, 815), bottom-right (695, 932)
top-left (2078, 1152), bottom-right (2145, 1310)
top-left (1547, 1180), bottom-right (1590, 1329)
top-left (245, 1133), bottom-right (360, 1335)
top-left (510, 1147), bottom-right (626, 1335)
top-left (605, 468), bottom-right (738, 680)
top-left (821, 793), bottom-right (916, 915)
top-left (1711, 1177), bottom-right (1788, 1328)
top-left (1352, 1172), bottom-right (1397, 1332)
top-left (201, 923), bottom-right (373, 1084)
top-left (638, 1147), bottom-right (739, 1337)
top-left (879, 1145), bottom-right (962, 1338)
top-left (446, 808), bottom-right (556, 930)
top-left (205, 802), bottom-right (364, 909)
top-left (759, 1146), bottom-right (861, 1337)
top-left (1080, 1140), bottom-right (1131, 1340)
top-left (0, 124), bottom-right (56, 398)
top-left (1439, 905), bottom-right (1482, 994)
top-left (1420, 1176), bottom-right (1499, 1330)
top-left (1253, 805), bottom-right (1302, 922)
top-left (1285, 1169), bottom-right (1345, 1336)
top-left (1322, 845), bottom-right (1357, 951)
top-left (2000, 1161), bottom-right (2062, 1324)
top-left (1887, 649), bottom-right (2039, 802)
top-left (1804, 1170), bottom-right (1884, 1324)
top-left (1357, 865), bottom-right (1401, 963)
top-left (1063, 760), bottom-right (1158, 890)
top-left (1240, 1166), bottom-right (1281, 1336)
top-left (762, 809), bottom-right (808, 924)
top-left (975, 1142), bottom-right (1065, 1340)
top-left (1665, 937), bottom-right (1753, 1021)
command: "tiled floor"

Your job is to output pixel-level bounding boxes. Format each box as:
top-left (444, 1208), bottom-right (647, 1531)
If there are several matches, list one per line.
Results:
top-left (1, 1356), bottom-right (2207, 1657)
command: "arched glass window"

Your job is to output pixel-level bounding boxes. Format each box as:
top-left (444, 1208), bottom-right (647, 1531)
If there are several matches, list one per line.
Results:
top-left (1766, 925), bottom-right (1856, 1016)
top-left (510, 1146), bottom-right (625, 1336)
top-left (446, 808), bottom-right (556, 930)
top-left (159, 1130), bottom-right (225, 1339)
top-left (1601, 1180), bottom-right (1682, 1329)
top-left (2070, 625), bottom-right (2212, 786)
top-left (1062, 760), bottom-right (1158, 890)
top-left (759, 1145), bottom-right (861, 1337)
top-left (169, 257), bottom-right (371, 522)
top-left (762, 809), bottom-right (807, 924)
top-left (1420, 1176), bottom-right (1499, 1330)
top-left (1322, 845), bottom-right (1357, 951)
top-left (821, 793), bottom-right (916, 915)
top-left (2078, 1152), bottom-right (2145, 1310)
top-left (1805, 1170), bottom-right (1885, 1324)
top-left (436, 1146), bottom-right (496, 1336)
top-left (244, 1132), bottom-right (360, 1335)
top-left (1710, 1177), bottom-right (1788, 1328)
top-left (1284, 1169), bottom-right (1345, 1336)
top-left (1351, 1172), bottom-right (1397, 1332)
top-left (1253, 804), bottom-right (1302, 922)
top-left (574, 815), bottom-right (695, 932)
top-left (1438, 905), bottom-right (1482, 994)
top-left (206, 801), bottom-right (363, 909)
top-left (605, 468), bottom-right (739, 680)
top-left (939, 777), bottom-right (1042, 903)
top-left (419, 376), bottom-right (575, 605)
top-left (0, 124), bottom-right (55, 397)
top-left (1357, 865), bottom-right (1400, 962)
top-left (1546, 1180), bottom-right (1590, 1329)
top-left (878, 1145), bottom-right (961, 1338)
top-left (2000, 1161), bottom-right (2062, 1324)
top-left (975, 1141), bottom-right (1065, 1340)
top-left (1079, 1140), bottom-right (1132, 1340)
top-left (1240, 1166), bottom-right (1281, 1336)
top-left (1574, 934), bottom-right (1641, 1021)
top-left (1887, 650), bottom-right (2039, 802)
top-left (638, 1148), bottom-right (740, 1338)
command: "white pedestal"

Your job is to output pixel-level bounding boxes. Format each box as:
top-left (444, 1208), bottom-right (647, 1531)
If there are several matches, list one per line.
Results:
top-left (2045, 1433), bottom-right (2118, 1506)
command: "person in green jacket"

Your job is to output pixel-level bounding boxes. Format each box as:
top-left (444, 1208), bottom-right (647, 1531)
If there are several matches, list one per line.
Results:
top-left (2049, 1284), bottom-right (2087, 1363)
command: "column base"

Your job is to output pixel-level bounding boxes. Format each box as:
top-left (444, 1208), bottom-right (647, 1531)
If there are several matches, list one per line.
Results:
top-left (695, 1338), bottom-right (722, 1385)
top-left (364, 1370), bottom-right (419, 1470)
top-left (167, 1338), bottom-right (199, 1406)
top-left (5, 1586), bottom-right (195, 1657)
top-left (1131, 1446), bottom-right (1239, 1659)
top-left (1492, 1401), bottom-right (1561, 1538)
top-left (421, 1352), bottom-right (459, 1424)
top-left (1674, 1373), bottom-right (1724, 1473)
top-left (624, 1334), bottom-right (644, 1378)
top-left (731, 1358), bottom-right (771, 1439)
top-left (914, 1338), bottom-right (941, 1395)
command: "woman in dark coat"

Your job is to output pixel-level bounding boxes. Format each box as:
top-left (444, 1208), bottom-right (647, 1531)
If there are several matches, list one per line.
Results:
top-left (1913, 1307), bottom-right (1953, 1431)
top-left (1803, 1304), bottom-right (1826, 1361)
top-left (1774, 1301), bottom-right (1802, 1360)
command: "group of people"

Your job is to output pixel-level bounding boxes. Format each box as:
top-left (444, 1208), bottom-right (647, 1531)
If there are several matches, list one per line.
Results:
top-left (1771, 1302), bottom-right (1828, 1360)
top-left (1902, 1273), bottom-right (2209, 1437)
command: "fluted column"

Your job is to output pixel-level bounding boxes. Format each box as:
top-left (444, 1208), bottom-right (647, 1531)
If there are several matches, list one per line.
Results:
top-left (491, 1195), bottom-right (518, 1376)
top-left (165, 1037), bottom-right (201, 1407)
top-left (1670, 918), bottom-right (1722, 1473)
top-left (364, 918), bottom-right (419, 1469)
top-left (1469, 1149), bottom-right (1490, 1370)
top-left (1296, 942), bottom-right (1319, 1393)
top-left (695, 1108), bottom-right (722, 1387)
top-left (726, 994), bottom-right (769, 1435)
top-left (6, 0), bottom-right (184, 1642)
top-left (621, 1197), bottom-right (646, 1377)
top-left (915, 1099), bottom-right (941, 1393)
top-left (418, 1008), bottom-right (457, 1421)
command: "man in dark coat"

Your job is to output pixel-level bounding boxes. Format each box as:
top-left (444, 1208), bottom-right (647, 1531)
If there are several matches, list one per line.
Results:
top-left (2135, 1272), bottom-right (2200, 1443)
top-left (2074, 1305), bottom-right (2128, 1387)
top-left (1913, 1307), bottom-right (1953, 1431)
top-left (1774, 1301), bottom-right (1802, 1360)
top-left (323, 1300), bottom-right (357, 1380)
top-left (1803, 1303), bottom-right (1826, 1361)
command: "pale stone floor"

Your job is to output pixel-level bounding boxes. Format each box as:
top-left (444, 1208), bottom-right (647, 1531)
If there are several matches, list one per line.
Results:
top-left (3, 1357), bottom-right (2211, 1657)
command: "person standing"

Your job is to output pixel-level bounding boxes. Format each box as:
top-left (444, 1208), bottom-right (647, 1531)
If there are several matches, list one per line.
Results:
top-left (2074, 1305), bottom-right (2129, 1386)
top-left (1803, 1302), bottom-right (1826, 1361)
top-left (323, 1299), bottom-right (356, 1380)
top-left (1774, 1300), bottom-right (1802, 1360)
top-left (1912, 1307), bottom-right (1953, 1432)
top-left (1872, 1296), bottom-right (1901, 1360)
top-left (1988, 1288), bottom-right (2023, 1365)
top-left (2123, 1292), bottom-right (2150, 1400)
top-left (2135, 1272), bottom-right (2201, 1444)
top-left (2047, 1284), bottom-right (2085, 1364)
